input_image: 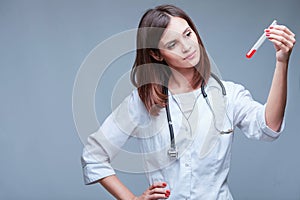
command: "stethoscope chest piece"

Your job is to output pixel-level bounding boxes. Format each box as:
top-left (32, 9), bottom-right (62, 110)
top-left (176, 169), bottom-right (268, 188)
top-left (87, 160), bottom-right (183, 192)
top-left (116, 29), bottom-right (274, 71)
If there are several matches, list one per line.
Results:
top-left (167, 147), bottom-right (178, 159)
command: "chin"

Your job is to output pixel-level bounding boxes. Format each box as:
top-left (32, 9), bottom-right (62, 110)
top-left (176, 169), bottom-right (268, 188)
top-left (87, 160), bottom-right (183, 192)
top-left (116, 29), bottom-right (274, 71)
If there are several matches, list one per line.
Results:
top-left (190, 57), bottom-right (200, 67)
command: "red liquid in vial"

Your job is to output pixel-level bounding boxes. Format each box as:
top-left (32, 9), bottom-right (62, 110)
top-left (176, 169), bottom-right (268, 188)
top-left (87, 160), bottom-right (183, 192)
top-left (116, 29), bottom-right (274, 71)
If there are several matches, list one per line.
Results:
top-left (246, 49), bottom-right (256, 59)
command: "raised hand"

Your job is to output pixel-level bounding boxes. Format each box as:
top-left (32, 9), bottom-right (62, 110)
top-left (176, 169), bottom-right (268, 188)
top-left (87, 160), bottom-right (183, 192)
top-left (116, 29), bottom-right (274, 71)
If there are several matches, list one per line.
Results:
top-left (265, 24), bottom-right (296, 63)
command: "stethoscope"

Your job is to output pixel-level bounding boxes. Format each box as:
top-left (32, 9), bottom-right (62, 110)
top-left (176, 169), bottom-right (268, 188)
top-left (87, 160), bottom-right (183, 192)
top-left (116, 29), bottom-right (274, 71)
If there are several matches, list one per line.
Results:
top-left (163, 73), bottom-right (234, 158)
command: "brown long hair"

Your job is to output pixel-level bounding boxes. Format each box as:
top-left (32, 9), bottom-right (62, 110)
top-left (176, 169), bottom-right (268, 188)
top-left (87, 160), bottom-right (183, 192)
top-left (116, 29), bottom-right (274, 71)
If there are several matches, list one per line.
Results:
top-left (130, 4), bottom-right (211, 115)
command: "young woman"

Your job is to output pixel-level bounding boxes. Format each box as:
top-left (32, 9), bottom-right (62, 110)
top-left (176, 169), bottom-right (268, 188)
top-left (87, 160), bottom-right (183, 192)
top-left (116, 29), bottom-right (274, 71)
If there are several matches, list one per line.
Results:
top-left (81, 4), bottom-right (296, 199)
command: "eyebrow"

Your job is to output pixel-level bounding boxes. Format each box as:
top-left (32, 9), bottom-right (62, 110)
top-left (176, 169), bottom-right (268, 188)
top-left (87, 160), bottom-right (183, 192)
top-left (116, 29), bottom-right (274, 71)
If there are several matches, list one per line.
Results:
top-left (163, 27), bottom-right (191, 47)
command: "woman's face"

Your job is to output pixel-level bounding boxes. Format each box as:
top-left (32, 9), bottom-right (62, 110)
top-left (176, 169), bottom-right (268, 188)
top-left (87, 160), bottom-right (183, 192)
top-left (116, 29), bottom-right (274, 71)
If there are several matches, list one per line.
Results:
top-left (158, 16), bottom-right (200, 72)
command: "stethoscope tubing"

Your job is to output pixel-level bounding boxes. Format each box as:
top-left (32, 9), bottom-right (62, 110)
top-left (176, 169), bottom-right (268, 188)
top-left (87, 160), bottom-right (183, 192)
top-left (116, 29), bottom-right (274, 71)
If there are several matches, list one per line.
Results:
top-left (164, 73), bottom-right (233, 158)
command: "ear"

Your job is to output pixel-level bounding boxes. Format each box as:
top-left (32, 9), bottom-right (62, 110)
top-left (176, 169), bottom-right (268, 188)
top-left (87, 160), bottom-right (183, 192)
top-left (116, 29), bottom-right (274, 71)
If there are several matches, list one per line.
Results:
top-left (149, 50), bottom-right (164, 61)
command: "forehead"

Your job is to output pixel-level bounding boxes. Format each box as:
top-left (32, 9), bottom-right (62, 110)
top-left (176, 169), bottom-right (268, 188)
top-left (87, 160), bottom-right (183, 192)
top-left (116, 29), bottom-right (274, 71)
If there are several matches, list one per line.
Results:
top-left (160, 16), bottom-right (190, 42)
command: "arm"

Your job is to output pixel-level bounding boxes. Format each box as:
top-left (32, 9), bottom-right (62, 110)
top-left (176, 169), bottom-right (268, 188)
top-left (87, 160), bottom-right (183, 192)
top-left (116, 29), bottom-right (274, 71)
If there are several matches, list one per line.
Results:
top-left (265, 25), bottom-right (296, 131)
top-left (81, 91), bottom-right (170, 199)
top-left (99, 175), bottom-right (136, 199)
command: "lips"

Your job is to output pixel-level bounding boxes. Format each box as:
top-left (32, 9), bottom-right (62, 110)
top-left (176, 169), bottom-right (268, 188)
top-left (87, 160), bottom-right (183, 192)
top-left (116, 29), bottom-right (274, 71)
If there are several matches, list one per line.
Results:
top-left (184, 50), bottom-right (196, 60)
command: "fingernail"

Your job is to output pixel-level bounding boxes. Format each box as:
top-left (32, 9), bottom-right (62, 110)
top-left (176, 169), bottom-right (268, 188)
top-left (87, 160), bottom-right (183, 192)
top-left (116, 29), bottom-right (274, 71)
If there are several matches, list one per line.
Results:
top-left (266, 34), bottom-right (270, 37)
top-left (165, 193), bottom-right (170, 197)
top-left (269, 26), bottom-right (274, 29)
top-left (265, 29), bottom-right (270, 32)
top-left (166, 190), bottom-right (170, 194)
top-left (162, 182), bottom-right (167, 187)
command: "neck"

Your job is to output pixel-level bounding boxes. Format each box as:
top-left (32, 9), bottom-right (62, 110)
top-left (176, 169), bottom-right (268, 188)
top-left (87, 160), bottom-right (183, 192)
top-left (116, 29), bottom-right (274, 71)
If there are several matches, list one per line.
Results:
top-left (168, 68), bottom-right (196, 94)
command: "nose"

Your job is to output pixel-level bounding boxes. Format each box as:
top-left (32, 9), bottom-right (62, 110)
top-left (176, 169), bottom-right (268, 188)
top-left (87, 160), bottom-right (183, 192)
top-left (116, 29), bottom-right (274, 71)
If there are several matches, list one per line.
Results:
top-left (181, 41), bottom-right (191, 53)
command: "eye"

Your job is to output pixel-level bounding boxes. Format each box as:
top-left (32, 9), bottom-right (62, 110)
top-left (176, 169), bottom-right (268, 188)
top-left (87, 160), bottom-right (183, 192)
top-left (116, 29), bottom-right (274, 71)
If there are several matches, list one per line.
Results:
top-left (167, 41), bottom-right (176, 49)
top-left (186, 31), bottom-right (192, 37)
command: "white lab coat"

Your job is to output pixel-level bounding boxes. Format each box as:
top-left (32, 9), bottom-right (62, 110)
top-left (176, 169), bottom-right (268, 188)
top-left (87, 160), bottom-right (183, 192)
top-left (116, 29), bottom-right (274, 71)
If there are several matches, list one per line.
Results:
top-left (81, 76), bottom-right (283, 199)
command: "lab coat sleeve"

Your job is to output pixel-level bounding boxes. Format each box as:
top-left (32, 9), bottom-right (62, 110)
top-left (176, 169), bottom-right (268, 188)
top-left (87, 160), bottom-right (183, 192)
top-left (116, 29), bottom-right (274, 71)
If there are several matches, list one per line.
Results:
top-left (228, 82), bottom-right (284, 141)
top-left (81, 90), bottom-right (148, 184)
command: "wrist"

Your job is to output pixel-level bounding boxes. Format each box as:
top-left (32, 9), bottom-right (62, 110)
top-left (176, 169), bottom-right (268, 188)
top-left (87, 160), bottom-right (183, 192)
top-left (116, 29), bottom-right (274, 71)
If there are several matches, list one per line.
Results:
top-left (276, 53), bottom-right (290, 66)
top-left (276, 59), bottom-right (289, 70)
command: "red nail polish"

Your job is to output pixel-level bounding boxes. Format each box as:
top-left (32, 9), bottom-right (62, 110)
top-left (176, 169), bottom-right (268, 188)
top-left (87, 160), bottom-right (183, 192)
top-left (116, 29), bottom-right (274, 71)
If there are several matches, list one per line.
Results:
top-left (269, 26), bottom-right (274, 29)
top-left (266, 34), bottom-right (270, 37)
top-left (165, 193), bottom-right (170, 197)
top-left (162, 182), bottom-right (167, 187)
top-left (166, 190), bottom-right (170, 194)
top-left (265, 29), bottom-right (270, 32)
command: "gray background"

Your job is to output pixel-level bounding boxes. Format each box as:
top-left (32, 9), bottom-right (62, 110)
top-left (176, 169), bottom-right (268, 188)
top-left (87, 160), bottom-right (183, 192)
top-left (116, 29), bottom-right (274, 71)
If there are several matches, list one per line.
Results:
top-left (1, 0), bottom-right (299, 199)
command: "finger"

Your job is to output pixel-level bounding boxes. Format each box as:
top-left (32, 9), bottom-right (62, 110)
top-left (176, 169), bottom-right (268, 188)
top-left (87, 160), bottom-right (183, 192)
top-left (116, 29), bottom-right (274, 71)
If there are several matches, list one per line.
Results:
top-left (266, 28), bottom-right (296, 45)
top-left (150, 193), bottom-right (169, 199)
top-left (269, 39), bottom-right (290, 53)
top-left (149, 182), bottom-right (167, 190)
top-left (266, 33), bottom-right (294, 50)
top-left (269, 38), bottom-right (291, 53)
top-left (270, 25), bottom-right (295, 37)
top-left (266, 27), bottom-right (295, 48)
top-left (150, 190), bottom-right (171, 199)
top-left (266, 28), bottom-right (293, 42)
top-left (149, 188), bottom-right (170, 195)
